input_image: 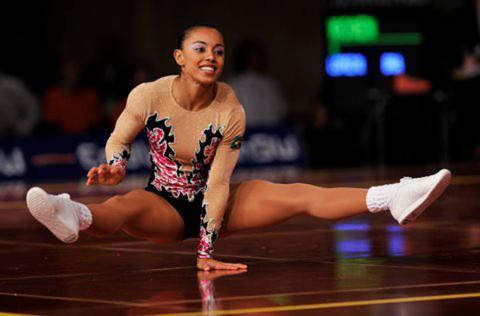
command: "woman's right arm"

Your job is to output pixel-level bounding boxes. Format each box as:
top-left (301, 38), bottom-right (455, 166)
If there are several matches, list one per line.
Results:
top-left (87, 85), bottom-right (146, 186)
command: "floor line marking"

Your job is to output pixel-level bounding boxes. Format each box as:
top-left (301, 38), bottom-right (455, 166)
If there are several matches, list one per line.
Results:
top-left (0, 266), bottom-right (194, 282)
top-left (85, 245), bottom-right (480, 275)
top-left (316, 259), bottom-right (480, 275)
top-left (2, 280), bottom-right (480, 310)
top-left (0, 272), bottom-right (112, 282)
top-left (2, 238), bottom-right (479, 276)
top-left (84, 245), bottom-right (301, 262)
top-left (154, 292), bottom-right (480, 315)
top-left (141, 279), bottom-right (480, 306)
top-left (0, 292), bottom-right (151, 308)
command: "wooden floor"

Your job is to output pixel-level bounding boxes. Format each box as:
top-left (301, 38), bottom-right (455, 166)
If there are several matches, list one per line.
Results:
top-left (1, 165), bottom-right (479, 315)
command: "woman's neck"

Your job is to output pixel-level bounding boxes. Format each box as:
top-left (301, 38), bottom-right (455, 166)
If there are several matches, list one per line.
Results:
top-left (172, 75), bottom-right (217, 112)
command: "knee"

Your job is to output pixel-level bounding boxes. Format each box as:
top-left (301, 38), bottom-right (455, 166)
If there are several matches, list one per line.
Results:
top-left (123, 189), bottom-right (146, 200)
top-left (262, 182), bottom-right (310, 215)
top-left (105, 194), bottom-right (125, 205)
top-left (105, 189), bottom-right (143, 207)
top-left (286, 182), bottom-right (328, 215)
top-left (288, 183), bottom-right (310, 213)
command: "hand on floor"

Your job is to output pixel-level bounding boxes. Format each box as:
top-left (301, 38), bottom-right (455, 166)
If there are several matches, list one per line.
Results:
top-left (86, 164), bottom-right (126, 186)
top-left (197, 269), bottom-right (246, 282)
top-left (197, 258), bottom-right (248, 271)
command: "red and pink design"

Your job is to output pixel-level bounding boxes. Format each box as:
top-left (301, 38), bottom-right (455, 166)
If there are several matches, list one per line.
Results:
top-left (145, 113), bottom-right (223, 202)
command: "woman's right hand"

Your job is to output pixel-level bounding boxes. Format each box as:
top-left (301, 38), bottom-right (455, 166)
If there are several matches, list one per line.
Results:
top-left (197, 258), bottom-right (248, 271)
top-left (86, 164), bottom-right (126, 186)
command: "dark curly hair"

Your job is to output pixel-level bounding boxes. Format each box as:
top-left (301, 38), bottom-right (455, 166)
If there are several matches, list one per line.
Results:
top-left (176, 23), bottom-right (220, 50)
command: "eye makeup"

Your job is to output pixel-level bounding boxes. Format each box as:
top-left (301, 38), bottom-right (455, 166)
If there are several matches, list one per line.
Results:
top-left (191, 43), bottom-right (206, 50)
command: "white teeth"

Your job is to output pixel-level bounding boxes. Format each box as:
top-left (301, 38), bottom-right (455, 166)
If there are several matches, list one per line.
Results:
top-left (200, 66), bottom-right (215, 73)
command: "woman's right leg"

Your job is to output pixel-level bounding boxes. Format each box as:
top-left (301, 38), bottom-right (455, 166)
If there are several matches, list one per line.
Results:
top-left (27, 187), bottom-right (185, 243)
top-left (86, 189), bottom-right (185, 243)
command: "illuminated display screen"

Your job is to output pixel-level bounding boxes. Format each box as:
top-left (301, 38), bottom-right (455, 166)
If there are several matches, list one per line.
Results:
top-left (326, 53), bottom-right (368, 77)
top-left (380, 52), bottom-right (406, 75)
top-left (327, 15), bottom-right (379, 43)
top-left (325, 14), bottom-right (422, 77)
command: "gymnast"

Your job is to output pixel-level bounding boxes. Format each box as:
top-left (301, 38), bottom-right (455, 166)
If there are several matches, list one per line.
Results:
top-left (26, 25), bottom-right (451, 271)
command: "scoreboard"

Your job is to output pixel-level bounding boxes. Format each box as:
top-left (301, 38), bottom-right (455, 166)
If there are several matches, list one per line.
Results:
top-left (323, 0), bottom-right (432, 110)
top-left (320, 0), bottom-right (444, 166)
top-left (325, 14), bottom-right (419, 77)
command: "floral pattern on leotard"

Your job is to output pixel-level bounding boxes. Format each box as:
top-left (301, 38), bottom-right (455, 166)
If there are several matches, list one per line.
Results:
top-left (108, 148), bottom-right (131, 170)
top-left (145, 112), bottom-right (224, 202)
top-left (192, 124), bottom-right (223, 178)
top-left (197, 203), bottom-right (222, 259)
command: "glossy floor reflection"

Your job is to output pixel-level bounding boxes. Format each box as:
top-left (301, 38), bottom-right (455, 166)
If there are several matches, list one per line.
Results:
top-left (1, 166), bottom-right (480, 315)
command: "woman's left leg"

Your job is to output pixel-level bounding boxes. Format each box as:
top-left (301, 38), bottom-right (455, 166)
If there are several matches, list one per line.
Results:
top-left (222, 180), bottom-right (368, 234)
top-left (222, 169), bottom-right (451, 234)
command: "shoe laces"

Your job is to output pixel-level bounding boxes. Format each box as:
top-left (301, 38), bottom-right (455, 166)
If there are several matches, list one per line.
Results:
top-left (400, 173), bottom-right (432, 183)
top-left (57, 193), bottom-right (71, 200)
top-left (400, 177), bottom-right (412, 183)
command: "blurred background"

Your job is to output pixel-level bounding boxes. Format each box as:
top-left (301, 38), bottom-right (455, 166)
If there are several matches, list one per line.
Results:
top-left (0, 0), bottom-right (479, 185)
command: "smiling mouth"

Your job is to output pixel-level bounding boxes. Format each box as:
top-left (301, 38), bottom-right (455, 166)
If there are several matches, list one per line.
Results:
top-left (199, 66), bottom-right (217, 74)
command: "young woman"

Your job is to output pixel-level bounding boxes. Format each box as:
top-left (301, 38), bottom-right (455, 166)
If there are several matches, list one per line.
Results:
top-left (26, 25), bottom-right (452, 271)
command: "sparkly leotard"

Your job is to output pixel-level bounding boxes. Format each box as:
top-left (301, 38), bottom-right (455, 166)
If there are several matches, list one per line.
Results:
top-left (105, 75), bottom-right (246, 258)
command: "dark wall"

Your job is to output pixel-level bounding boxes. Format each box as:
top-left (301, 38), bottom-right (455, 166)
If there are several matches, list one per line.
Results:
top-left (0, 0), bottom-right (326, 112)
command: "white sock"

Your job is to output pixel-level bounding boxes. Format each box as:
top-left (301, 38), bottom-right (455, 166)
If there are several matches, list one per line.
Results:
top-left (76, 202), bottom-right (92, 230)
top-left (366, 182), bottom-right (399, 213)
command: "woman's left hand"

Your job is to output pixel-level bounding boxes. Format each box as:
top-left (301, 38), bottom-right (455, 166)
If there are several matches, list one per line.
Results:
top-left (197, 258), bottom-right (247, 271)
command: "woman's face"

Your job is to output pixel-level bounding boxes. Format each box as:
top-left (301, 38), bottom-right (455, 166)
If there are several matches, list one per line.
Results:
top-left (174, 27), bottom-right (225, 85)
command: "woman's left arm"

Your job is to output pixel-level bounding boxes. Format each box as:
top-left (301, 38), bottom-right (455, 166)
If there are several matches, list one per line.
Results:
top-left (196, 107), bottom-right (246, 269)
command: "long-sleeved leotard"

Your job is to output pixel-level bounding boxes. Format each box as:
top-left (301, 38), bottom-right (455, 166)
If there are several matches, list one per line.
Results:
top-left (106, 75), bottom-right (246, 259)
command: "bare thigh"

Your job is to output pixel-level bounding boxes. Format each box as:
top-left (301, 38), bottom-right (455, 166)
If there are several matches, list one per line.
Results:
top-left (90, 189), bottom-right (186, 243)
top-left (221, 179), bottom-right (368, 236)
top-left (222, 180), bottom-right (304, 235)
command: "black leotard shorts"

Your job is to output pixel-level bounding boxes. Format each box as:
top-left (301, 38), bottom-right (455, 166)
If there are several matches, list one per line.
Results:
top-left (145, 184), bottom-right (202, 239)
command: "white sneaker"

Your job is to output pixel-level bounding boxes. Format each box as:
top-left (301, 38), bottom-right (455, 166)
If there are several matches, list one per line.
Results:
top-left (389, 169), bottom-right (451, 225)
top-left (26, 187), bottom-right (81, 243)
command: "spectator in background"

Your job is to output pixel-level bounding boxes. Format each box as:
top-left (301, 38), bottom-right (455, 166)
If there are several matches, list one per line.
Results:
top-left (228, 39), bottom-right (287, 127)
top-left (0, 72), bottom-right (39, 139)
top-left (42, 58), bottom-right (101, 134)
top-left (92, 37), bottom-right (130, 126)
